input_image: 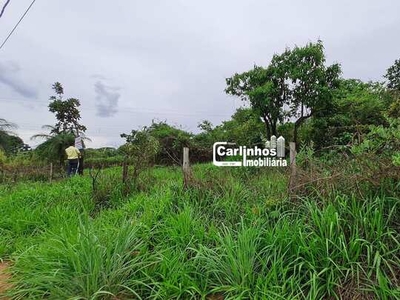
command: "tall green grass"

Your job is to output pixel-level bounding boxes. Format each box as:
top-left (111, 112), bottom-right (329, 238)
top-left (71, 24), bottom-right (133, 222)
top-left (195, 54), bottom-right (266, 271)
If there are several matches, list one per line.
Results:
top-left (0, 164), bottom-right (399, 299)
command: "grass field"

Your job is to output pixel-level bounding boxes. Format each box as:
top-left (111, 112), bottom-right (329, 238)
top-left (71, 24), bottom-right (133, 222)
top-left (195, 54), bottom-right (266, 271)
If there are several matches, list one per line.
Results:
top-left (0, 164), bottom-right (399, 299)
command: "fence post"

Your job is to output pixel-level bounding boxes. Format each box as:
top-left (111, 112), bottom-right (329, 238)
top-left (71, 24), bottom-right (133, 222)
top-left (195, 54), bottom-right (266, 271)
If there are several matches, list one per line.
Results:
top-left (49, 163), bottom-right (53, 182)
top-left (122, 157), bottom-right (128, 184)
top-left (289, 142), bottom-right (297, 196)
top-left (182, 147), bottom-right (191, 189)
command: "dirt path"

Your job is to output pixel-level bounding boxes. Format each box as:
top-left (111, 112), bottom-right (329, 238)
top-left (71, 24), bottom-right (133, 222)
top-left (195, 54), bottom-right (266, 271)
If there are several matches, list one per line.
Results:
top-left (0, 261), bottom-right (11, 299)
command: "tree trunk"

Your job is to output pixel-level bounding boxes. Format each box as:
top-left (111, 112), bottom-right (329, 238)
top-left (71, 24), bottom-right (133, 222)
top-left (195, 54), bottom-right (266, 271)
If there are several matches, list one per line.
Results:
top-left (294, 122), bottom-right (299, 146)
top-left (294, 113), bottom-right (313, 146)
top-left (271, 120), bottom-right (277, 136)
top-left (262, 116), bottom-right (272, 139)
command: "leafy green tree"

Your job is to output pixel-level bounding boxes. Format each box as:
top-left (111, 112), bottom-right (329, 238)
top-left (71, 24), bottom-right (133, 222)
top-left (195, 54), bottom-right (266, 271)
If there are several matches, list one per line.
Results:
top-left (351, 118), bottom-right (400, 167)
top-left (388, 99), bottom-right (400, 119)
top-left (226, 41), bottom-right (341, 144)
top-left (288, 41), bottom-right (341, 145)
top-left (0, 133), bottom-right (25, 154)
top-left (197, 120), bottom-right (213, 133)
top-left (122, 121), bottom-right (194, 165)
top-left (309, 79), bottom-right (387, 149)
top-left (32, 83), bottom-right (88, 164)
top-left (195, 108), bottom-right (265, 148)
top-left (48, 82), bottom-right (87, 135)
top-left (34, 132), bottom-right (75, 165)
top-left (32, 125), bottom-right (90, 165)
top-left (147, 121), bottom-right (192, 164)
top-left (31, 125), bottom-right (60, 141)
top-left (384, 59), bottom-right (400, 118)
top-left (120, 126), bottom-right (160, 185)
top-left (0, 118), bottom-right (16, 133)
top-left (385, 59), bottom-right (400, 91)
top-left (225, 59), bottom-right (290, 139)
top-left (0, 118), bottom-right (23, 154)
top-left (219, 108), bottom-right (265, 146)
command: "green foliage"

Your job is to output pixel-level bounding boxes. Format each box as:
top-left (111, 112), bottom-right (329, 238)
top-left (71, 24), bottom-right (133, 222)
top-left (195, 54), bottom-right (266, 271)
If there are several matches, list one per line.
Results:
top-left (48, 82), bottom-right (87, 135)
top-left (385, 58), bottom-right (400, 91)
top-left (388, 98), bottom-right (400, 118)
top-left (85, 155), bottom-right (124, 168)
top-left (31, 82), bottom-right (88, 164)
top-left (84, 147), bottom-right (124, 168)
top-left (310, 79), bottom-right (388, 150)
top-left (35, 132), bottom-right (75, 164)
top-left (120, 126), bottom-right (160, 185)
top-left (225, 63), bottom-right (288, 139)
top-left (226, 40), bottom-right (341, 143)
top-left (147, 121), bottom-right (192, 164)
top-left (0, 148), bottom-right (6, 168)
top-left (1, 165), bottom-right (399, 299)
top-left (0, 118), bottom-right (17, 135)
top-left (219, 108), bottom-right (265, 146)
top-left (0, 118), bottom-right (26, 154)
top-left (195, 108), bottom-right (265, 148)
top-left (351, 118), bottom-right (400, 162)
top-left (277, 122), bottom-right (294, 142)
top-left (120, 126), bottom-right (160, 162)
top-left (288, 41), bottom-right (341, 144)
top-left (12, 219), bottom-right (154, 299)
top-left (0, 132), bottom-right (25, 154)
top-left (86, 147), bottom-right (120, 158)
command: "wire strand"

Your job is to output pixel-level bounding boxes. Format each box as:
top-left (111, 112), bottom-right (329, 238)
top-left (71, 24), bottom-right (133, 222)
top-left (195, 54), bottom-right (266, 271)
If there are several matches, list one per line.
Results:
top-left (0, 0), bottom-right (11, 19)
top-left (0, 0), bottom-right (36, 50)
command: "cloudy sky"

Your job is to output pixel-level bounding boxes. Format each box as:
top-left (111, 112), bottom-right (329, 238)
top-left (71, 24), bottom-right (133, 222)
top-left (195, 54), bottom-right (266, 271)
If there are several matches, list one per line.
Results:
top-left (0, 0), bottom-right (399, 148)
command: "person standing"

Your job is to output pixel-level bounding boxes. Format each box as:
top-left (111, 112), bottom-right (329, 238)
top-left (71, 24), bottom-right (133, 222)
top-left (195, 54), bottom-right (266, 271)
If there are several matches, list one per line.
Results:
top-left (75, 135), bottom-right (85, 175)
top-left (65, 142), bottom-right (81, 176)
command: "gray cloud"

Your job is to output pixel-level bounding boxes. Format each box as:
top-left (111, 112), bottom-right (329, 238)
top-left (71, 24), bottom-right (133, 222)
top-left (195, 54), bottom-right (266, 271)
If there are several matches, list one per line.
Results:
top-left (94, 81), bottom-right (120, 117)
top-left (90, 74), bottom-right (108, 80)
top-left (0, 61), bottom-right (38, 98)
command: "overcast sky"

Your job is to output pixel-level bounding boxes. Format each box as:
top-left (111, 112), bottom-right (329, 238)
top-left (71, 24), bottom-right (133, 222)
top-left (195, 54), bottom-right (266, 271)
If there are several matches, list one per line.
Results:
top-left (0, 0), bottom-right (399, 148)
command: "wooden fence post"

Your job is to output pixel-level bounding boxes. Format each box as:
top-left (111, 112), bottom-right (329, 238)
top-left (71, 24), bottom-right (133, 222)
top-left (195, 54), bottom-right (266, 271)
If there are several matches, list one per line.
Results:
top-left (122, 157), bottom-right (128, 184)
top-left (183, 147), bottom-right (191, 188)
top-left (289, 142), bottom-right (297, 196)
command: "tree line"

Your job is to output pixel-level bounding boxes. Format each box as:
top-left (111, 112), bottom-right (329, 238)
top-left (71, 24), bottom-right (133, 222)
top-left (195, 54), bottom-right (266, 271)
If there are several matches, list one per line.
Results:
top-left (1, 40), bottom-right (399, 167)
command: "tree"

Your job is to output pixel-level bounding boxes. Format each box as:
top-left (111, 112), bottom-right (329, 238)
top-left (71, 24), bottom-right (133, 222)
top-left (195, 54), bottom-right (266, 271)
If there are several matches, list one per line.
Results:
top-left (288, 41), bottom-right (341, 145)
top-left (48, 82), bottom-right (87, 135)
top-left (32, 125), bottom-right (90, 164)
top-left (385, 59), bottom-right (400, 118)
top-left (226, 41), bottom-right (341, 144)
top-left (147, 121), bottom-right (192, 165)
top-left (120, 127), bottom-right (160, 186)
top-left (0, 133), bottom-right (25, 154)
top-left (198, 120), bottom-right (213, 133)
top-left (0, 118), bottom-right (20, 153)
top-left (0, 118), bottom-right (17, 135)
top-left (217, 108), bottom-right (265, 146)
top-left (34, 132), bottom-right (75, 165)
top-left (225, 57), bottom-right (290, 139)
top-left (309, 79), bottom-right (387, 149)
top-left (385, 59), bottom-right (400, 91)
top-left (32, 83), bottom-right (88, 164)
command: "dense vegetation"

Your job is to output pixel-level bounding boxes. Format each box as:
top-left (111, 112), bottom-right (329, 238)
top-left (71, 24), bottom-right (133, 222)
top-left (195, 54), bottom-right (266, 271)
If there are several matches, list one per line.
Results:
top-left (0, 165), bottom-right (399, 299)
